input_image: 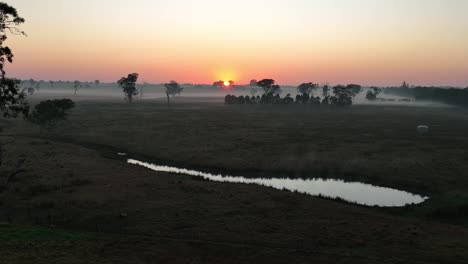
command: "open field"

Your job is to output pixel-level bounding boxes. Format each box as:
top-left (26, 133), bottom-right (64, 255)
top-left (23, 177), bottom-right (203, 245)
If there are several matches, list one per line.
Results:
top-left (2, 97), bottom-right (468, 262)
top-left (9, 97), bottom-right (468, 195)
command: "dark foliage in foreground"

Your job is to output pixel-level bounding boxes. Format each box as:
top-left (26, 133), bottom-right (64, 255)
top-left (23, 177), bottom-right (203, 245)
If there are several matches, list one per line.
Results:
top-left (0, 2), bottom-right (28, 118)
top-left (28, 99), bottom-right (75, 128)
top-left (0, 77), bottom-right (28, 117)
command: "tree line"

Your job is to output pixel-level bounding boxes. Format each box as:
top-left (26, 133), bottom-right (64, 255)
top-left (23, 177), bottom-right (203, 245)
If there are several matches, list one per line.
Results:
top-left (225, 79), bottom-right (362, 107)
top-left (384, 83), bottom-right (468, 107)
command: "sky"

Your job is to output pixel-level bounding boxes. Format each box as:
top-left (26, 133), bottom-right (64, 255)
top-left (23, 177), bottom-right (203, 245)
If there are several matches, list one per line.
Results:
top-left (4, 0), bottom-right (468, 86)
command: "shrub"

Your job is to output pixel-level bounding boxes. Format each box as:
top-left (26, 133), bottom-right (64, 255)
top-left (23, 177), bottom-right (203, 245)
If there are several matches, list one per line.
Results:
top-left (28, 99), bottom-right (75, 128)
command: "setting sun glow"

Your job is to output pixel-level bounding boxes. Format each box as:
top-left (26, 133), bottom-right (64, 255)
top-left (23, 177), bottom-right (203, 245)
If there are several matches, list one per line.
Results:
top-left (223, 81), bottom-right (230, 87)
top-left (6, 0), bottom-right (468, 86)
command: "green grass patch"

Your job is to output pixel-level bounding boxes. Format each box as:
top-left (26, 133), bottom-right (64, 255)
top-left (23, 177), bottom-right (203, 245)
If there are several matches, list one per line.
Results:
top-left (0, 224), bottom-right (93, 241)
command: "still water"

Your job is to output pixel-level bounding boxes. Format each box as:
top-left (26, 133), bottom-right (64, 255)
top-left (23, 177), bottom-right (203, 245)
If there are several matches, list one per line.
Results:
top-left (128, 159), bottom-right (428, 207)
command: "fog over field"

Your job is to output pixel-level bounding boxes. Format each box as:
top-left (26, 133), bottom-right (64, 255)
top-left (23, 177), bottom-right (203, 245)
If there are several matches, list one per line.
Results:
top-left (23, 82), bottom-right (454, 109)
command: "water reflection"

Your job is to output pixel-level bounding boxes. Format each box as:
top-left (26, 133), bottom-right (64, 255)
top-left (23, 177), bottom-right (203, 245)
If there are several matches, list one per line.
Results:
top-left (128, 159), bottom-right (428, 207)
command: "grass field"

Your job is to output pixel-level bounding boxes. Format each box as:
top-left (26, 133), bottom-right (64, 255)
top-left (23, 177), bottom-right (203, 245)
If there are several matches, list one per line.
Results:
top-left (1, 97), bottom-right (468, 263)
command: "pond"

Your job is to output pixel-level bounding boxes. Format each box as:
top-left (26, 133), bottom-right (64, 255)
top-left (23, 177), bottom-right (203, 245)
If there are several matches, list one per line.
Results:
top-left (127, 158), bottom-right (428, 207)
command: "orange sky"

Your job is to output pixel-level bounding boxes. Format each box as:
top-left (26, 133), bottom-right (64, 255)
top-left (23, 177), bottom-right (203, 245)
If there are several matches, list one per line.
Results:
top-left (4, 0), bottom-right (468, 86)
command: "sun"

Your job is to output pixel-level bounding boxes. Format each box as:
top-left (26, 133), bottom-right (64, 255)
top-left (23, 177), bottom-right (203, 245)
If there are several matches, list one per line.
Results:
top-left (224, 81), bottom-right (230, 87)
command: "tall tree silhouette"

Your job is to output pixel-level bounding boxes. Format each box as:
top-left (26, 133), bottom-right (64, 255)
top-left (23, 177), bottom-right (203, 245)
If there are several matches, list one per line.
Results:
top-left (322, 84), bottom-right (330, 97)
top-left (297, 82), bottom-right (318, 95)
top-left (212, 80), bottom-right (224, 88)
top-left (73, 80), bottom-right (81, 96)
top-left (165, 80), bottom-right (183, 107)
top-left (330, 85), bottom-right (354, 106)
top-left (257, 79), bottom-right (281, 95)
top-left (0, 2), bottom-right (28, 118)
top-left (118, 73), bottom-right (139, 103)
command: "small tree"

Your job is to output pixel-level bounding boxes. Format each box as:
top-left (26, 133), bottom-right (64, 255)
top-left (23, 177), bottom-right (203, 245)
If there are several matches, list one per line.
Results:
top-left (117, 73), bottom-right (139, 103)
top-left (257, 79), bottom-right (281, 95)
top-left (28, 99), bottom-right (75, 129)
top-left (49, 80), bottom-right (54, 87)
top-left (212, 80), bottom-right (224, 88)
top-left (73, 80), bottom-right (81, 96)
top-left (401, 81), bottom-right (410, 89)
top-left (297, 82), bottom-right (318, 95)
top-left (366, 87), bottom-right (382, 101)
top-left (164, 80), bottom-right (183, 107)
top-left (249, 79), bottom-right (258, 86)
top-left (94, 80), bottom-right (100, 86)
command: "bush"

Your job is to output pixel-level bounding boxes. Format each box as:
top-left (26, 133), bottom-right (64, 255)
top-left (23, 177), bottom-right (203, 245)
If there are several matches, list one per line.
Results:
top-left (29, 99), bottom-right (75, 128)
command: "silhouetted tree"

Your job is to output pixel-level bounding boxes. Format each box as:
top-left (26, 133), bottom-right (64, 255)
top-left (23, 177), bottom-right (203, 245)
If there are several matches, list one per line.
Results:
top-left (346, 84), bottom-right (362, 98)
top-left (384, 86), bottom-right (468, 108)
top-left (330, 85), bottom-right (353, 106)
top-left (0, 2), bottom-right (28, 118)
top-left (117, 73), bottom-right (139, 103)
top-left (165, 80), bottom-right (182, 107)
top-left (225, 94), bottom-right (233, 104)
top-left (94, 80), bottom-right (100, 86)
top-left (301, 93), bottom-right (310, 104)
top-left (49, 80), bottom-right (54, 88)
top-left (366, 87), bottom-right (382, 101)
top-left (249, 79), bottom-right (258, 86)
top-left (322, 84), bottom-right (330, 98)
top-left (297, 82), bottom-right (318, 95)
top-left (73, 80), bottom-right (81, 96)
top-left (322, 96), bottom-right (330, 105)
top-left (28, 99), bottom-right (75, 129)
top-left (282, 94), bottom-right (294, 104)
top-left (212, 80), bottom-right (224, 88)
top-left (401, 81), bottom-right (410, 89)
top-left (257, 79), bottom-right (281, 95)
top-left (310, 96), bottom-right (321, 105)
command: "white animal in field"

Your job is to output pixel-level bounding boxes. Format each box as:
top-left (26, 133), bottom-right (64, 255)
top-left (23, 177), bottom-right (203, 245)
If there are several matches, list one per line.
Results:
top-left (417, 125), bottom-right (429, 135)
